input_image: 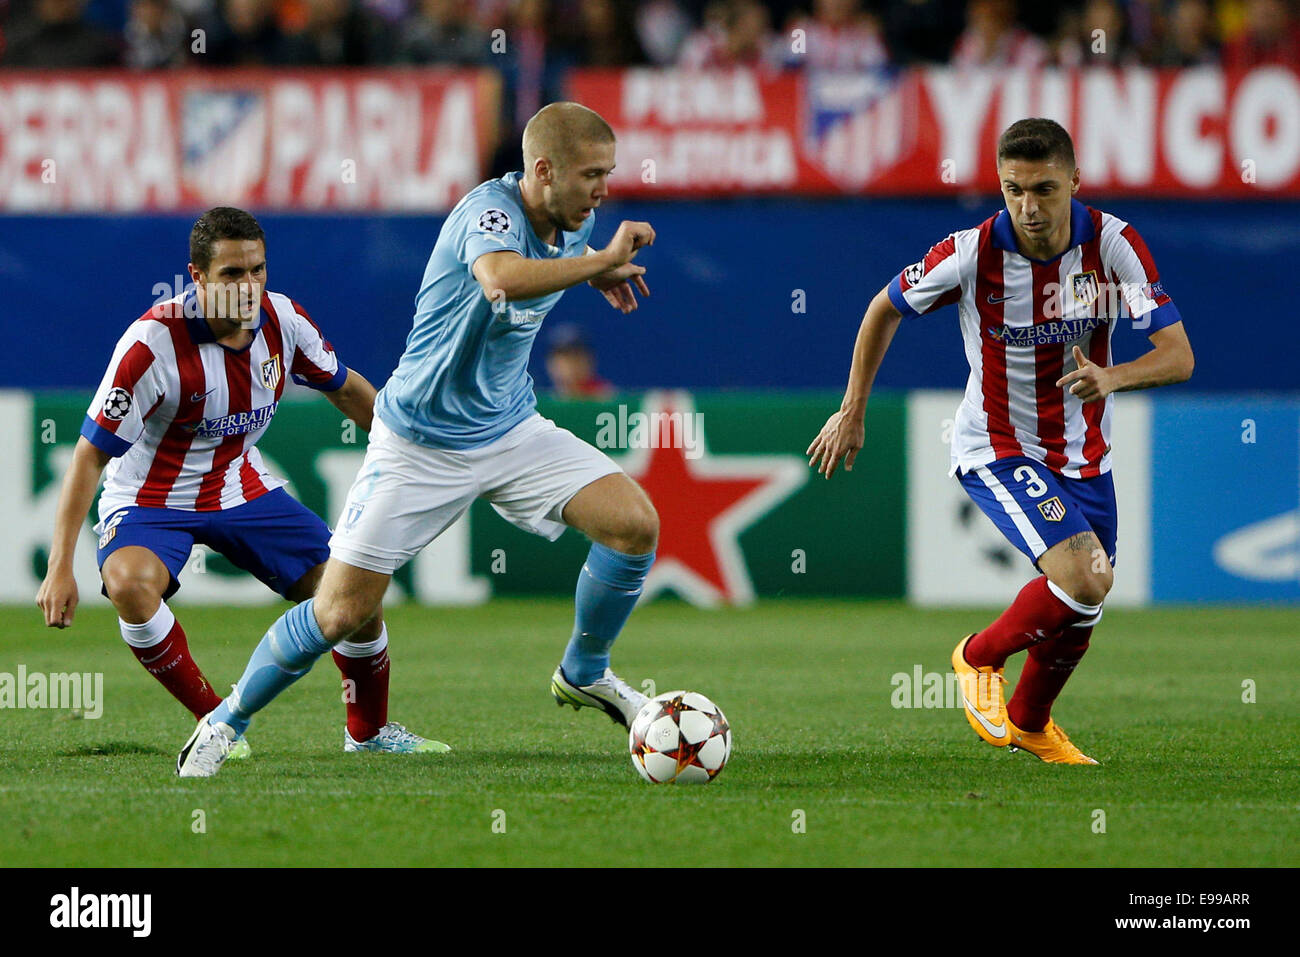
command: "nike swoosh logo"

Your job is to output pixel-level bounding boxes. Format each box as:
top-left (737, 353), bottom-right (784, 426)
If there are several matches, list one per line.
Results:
top-left (958, 674), bottom-right (1008, 738)
top-left (964, 699), bottom-right (1008, 738)
top-left (987, 293), bottom-right (1016, 304)
top-left (191, 388), bottom-right (216, 402)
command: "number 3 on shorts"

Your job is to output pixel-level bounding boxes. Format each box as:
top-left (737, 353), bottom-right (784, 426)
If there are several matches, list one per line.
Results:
top-left (1013, 465), bottom-right (1048, 498)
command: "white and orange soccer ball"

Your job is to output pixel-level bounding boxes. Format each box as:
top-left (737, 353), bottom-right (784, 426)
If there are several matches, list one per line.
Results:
top-left (629, 691), bottom-right (731, 784)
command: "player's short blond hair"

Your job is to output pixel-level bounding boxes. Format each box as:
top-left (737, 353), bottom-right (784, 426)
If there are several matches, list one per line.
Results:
top-left (522, 102), bottom-right (615, 174)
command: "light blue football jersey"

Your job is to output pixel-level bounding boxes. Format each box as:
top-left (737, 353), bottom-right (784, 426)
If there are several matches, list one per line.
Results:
top-left (374, 171), bottom-right (597, 449)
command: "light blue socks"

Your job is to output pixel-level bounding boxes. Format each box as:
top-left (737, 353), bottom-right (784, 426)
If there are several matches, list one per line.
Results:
top-left (211, 599), bottom-right (334, 735)
top-left (561, 543), bottom-right (655, 685)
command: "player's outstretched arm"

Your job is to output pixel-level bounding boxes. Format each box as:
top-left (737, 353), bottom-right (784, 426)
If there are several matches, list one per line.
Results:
top-left (1056, 322), bottom-right (1194, 403)
top-left (806, 286), bottom-right (903, 479)
top-left (36, 437), bottom-right (111, 628)
top-left (473, 220), bottom-right (654, 303)
top-left (323, 368), bottom-right (378, 432)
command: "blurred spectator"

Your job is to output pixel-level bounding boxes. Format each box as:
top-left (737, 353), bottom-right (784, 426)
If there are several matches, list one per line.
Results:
top-left (468, 0), bottom-right (512, 33)
top-left (83, 0), bottom-right (132, 34)
top-left (635, 0), bottom-right (690, 64)
top-left (4, 0), bottom-right (122, 65)
top-left (358, 0), bottom-right (406, 26)
top-left (396, 0), bottom-right (488, 64)
top-left (504, 0), bottom-right (561, 127)
top-left (1221, 0), bottom-right (1300, 69)
top-left (1214, 0), bottom-right (1250, 43)
top-left (676, 0), bottom-right (726, 66)
top-left (1124, 0), bottom-right (1164, 63)
top-left (124, 0), bottom-right (187, 67)
top-left (172, 0), bottom-right (215, 18)
top-left (1158, 0), bottom-right (1219, 65)
top-left (950, 0), bottom-right (1048, 69)
top-left (777, 0), bottom-right (890, 72)
top-left (879, 0), bottom-right (966, 63)
top-left (1054, 0), bottom-right (1139, 66)
top-left (197, 0), bottom-right (284, 64)
top-left (679, 0), bottom-right (777, 69)
top-left (277, 0), bottom-right (388, 64)
top-left (488, 0), bottom-right (575, 176)
top-left (572, 0), bottom-right (644, 66)
top-left (545, 325), bottom-right (614, 399)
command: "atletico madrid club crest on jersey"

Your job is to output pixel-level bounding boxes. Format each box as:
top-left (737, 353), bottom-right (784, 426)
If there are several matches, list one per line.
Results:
top-left (1071, 270), bottom-right (1099, 306)
top-left (260, 355), bottom-right (282, 391)
top-left (97, 509), bottom-right (127, 549)
top-left (1037, 497), bottom-right (1067, 522)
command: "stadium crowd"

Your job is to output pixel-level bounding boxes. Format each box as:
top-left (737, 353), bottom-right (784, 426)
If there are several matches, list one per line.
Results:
top-left (3, 0), bottom-right (1299, 72)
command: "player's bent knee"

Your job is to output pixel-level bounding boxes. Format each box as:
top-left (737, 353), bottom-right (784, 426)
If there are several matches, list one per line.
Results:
top-left (611, 502), bottom-right (658, 554)
top-left (630, 503), bottom-right (659, 553)
top-left (1072, 583), bottom-right (1109, 608)
top-left (1041, 534), bottom-right (1113, 607)
top-left (310, 596), bottom-right (374, 644)
top-left (1092, 562), bottom-right (1115, 601)
top-left (1069, 568), bottom-right (1112, 608)
top-left (102, 571), bottom-right (165, 618)
top-left (350, 612), bottom-right (384, 642)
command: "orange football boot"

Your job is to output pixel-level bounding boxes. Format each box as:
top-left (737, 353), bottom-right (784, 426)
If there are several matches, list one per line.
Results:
top-left (952, 634), bottom-right (1010, 747)
top-left (1006, 716), bottom-right (1099, 765)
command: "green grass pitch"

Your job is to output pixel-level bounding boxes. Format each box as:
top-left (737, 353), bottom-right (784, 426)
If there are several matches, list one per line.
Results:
top-left (1, 599), bottom-right (1296, 867)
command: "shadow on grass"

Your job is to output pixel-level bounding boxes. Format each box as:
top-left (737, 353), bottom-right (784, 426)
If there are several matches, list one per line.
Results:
top-left (451, 750), bottom-right (621, 767)
top-left (439, 746), bottom-right (889, 790)
top-left (60, 742), bottom-right (168, 757)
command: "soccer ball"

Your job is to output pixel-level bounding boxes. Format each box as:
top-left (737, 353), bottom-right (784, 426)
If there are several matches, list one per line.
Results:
top-left (629, 691), bottom-right (731, 784)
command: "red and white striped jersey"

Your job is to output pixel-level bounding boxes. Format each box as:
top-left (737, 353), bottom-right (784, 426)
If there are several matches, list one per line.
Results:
top-left (888, 199), bottom-right (1182, 479)
top-left (82, 289), bottom-right (346, 519)
top-left (950, 27), bottom-right (1049, 70)
top-left (783, 19), bottom-right (891, 71)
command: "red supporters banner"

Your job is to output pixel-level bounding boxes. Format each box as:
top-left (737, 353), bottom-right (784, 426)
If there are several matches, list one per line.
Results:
top-left (2, 66), bottom-right (1294, 208)
top-left (0, 70), bottom-right (499, 212)
top-left (570, 66), bottom-right (1300, 197)
top-left (568, 68), bottom-right (840, 194)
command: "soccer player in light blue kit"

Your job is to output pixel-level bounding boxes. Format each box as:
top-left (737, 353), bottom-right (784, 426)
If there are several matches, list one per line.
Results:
top-left (178, 102), bottom-right (661, 776)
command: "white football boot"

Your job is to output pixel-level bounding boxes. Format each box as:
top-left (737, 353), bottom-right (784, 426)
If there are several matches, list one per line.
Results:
top-left (551, 665), bottom-right (648, 728)
top-left (176, 714), bottom-right (238, 778)
top-left (344, 721), bottom-right (451, 753)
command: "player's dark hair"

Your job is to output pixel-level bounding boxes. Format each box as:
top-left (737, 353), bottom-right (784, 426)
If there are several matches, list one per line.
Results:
top-left (997, 118), bottom-right (1077, 170)
top-left (190, 207), bottom-right (265, 273)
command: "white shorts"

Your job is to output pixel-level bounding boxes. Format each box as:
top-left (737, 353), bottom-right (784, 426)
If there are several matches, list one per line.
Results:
top-left (328, 413), bottom-right (621, 575)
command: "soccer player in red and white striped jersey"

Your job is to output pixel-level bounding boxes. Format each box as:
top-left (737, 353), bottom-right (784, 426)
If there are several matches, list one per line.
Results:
top-left (37, 208), bottom-right (445, 756)
top-left (82, 277), bottom-right (342, 516)
top-left (807, 118), bottom-right (1195, 763)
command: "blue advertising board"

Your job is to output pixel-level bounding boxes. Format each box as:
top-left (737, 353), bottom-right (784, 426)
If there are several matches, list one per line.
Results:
top-left (1151, 397), bottom-right (1299, 602)
top-left (3, 199), bottom-right (1298, 394)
